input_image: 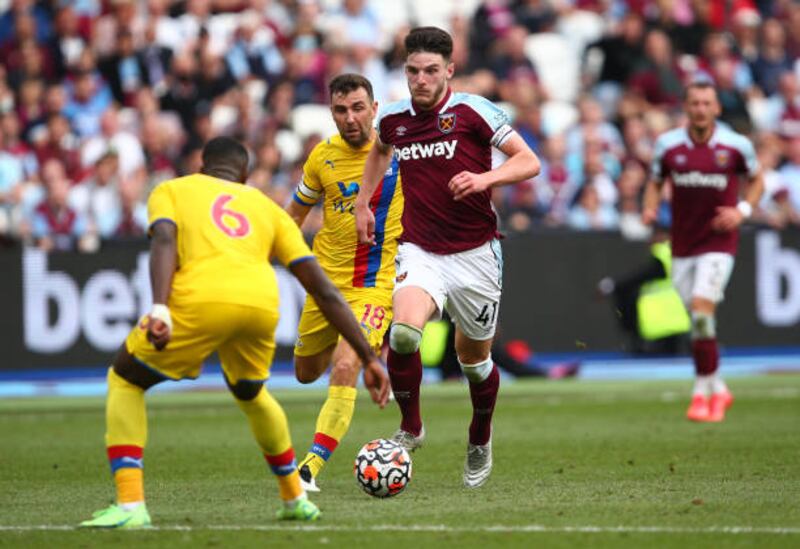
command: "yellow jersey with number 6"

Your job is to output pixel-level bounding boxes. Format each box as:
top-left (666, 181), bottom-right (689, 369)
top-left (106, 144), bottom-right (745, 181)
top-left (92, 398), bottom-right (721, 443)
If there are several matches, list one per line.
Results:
top-left (148, 174), bottom-right (313, 311)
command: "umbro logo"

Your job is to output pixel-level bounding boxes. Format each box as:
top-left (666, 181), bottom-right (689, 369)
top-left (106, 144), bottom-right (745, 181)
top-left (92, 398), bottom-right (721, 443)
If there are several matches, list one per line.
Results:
top-left (324, 160), bottom-right (335, 169)
top-left (396, 126), bottom-right (407, 137)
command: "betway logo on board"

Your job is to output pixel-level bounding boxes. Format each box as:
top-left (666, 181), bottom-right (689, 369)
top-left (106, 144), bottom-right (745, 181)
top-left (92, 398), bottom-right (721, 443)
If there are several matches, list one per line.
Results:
top-left (395, 140), bottom-right (457, 161)
top-left (671, 171), bottom-right (727, 190)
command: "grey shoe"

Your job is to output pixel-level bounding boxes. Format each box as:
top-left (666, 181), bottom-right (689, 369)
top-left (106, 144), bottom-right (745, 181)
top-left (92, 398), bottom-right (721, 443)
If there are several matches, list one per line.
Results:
top-left (463, 439), bottom-right (492, 488)
top-left (391, 425), bottom-right (425, 452)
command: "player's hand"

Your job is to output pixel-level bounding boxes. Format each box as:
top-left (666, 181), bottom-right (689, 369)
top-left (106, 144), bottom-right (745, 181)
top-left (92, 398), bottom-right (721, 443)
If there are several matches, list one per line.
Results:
top-left (362, 357), bottom-right (390, 408)
top-left (711, 206), bottom-right (744, 232)
top-left (448, 171), bottom-right (491, 201)
top-left (146, 304), bottom-right (172, 351)
top-left (355, 203), bottom-right (376, 245)
top-left (640, 207), bottom-right (658, 226)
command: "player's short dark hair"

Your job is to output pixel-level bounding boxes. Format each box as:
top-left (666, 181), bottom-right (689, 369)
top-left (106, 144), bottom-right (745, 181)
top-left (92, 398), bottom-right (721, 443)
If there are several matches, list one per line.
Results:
top-left (329, 73), bottom-right (374, 101)
top-left (684, 79), bottom-right (718, 100)
top-left (201, 136), bottom-right (249, 170)
top-left (404, 26), bottom-right (453, 60)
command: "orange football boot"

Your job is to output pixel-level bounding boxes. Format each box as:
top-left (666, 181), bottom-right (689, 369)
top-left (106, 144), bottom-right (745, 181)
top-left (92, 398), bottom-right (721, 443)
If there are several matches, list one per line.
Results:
top-left (686, 395), bottom-right (710, 422)
top-left (707, 391), bottom-right (734, 422)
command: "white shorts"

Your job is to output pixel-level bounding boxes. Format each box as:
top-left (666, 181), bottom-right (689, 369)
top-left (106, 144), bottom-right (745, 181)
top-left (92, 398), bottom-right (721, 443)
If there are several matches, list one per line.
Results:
top-left (672, 252), bottom-right (735, 307)
top-left (394, 240), bottom-right (503, 341)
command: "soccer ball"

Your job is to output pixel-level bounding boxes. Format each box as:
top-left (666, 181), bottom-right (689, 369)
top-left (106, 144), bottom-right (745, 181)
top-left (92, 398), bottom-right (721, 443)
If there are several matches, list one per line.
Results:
top-left (353, 438), bottom-right (412, 498)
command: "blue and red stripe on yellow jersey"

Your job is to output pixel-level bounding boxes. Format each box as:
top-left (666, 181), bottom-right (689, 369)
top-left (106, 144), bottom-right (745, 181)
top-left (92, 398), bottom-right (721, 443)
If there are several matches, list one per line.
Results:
top-left (294, 134), bottom-right (403, 291)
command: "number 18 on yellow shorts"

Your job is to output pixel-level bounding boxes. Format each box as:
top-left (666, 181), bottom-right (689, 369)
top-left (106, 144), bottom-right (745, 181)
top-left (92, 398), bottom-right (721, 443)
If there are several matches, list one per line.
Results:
top-left (294, 290), bottom-right (392, 356)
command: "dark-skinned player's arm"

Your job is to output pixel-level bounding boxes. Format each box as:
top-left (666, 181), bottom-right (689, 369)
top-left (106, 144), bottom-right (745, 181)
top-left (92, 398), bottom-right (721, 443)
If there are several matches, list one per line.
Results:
top-left (290, 257), bottom-right (390, 408)
top-left (147, 221), bottom-right (177, 350)
top-left (711, 171), bottom-right (765, 232)
top-left (355, 136), bottom-right (394, 245)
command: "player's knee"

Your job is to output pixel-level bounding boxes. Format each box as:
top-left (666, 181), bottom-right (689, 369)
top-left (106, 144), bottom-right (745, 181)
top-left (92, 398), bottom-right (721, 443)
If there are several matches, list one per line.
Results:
top-left (330, 358), bottom-right (359, 386)
top-left (112, 348), bottom-right (165, 390)
top-left (295, 366), bottom-right (321, 385)
top-left (389, 323), bottom-right (423, 354)
top-left (228, 379), bottom-right (264, 401)
top-left (691, 311), bottom-right (716, 340)
top-left (458, 355), bottom-right (494, 383)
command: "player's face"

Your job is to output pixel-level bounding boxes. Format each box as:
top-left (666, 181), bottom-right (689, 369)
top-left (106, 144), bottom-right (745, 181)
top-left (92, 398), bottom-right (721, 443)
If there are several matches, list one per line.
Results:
top-left (684, 87), bottom-right (721, 132)
top-left (331, 87), bottom-right (377, 148)
top-left (405, 52), bottom-right (454, 110)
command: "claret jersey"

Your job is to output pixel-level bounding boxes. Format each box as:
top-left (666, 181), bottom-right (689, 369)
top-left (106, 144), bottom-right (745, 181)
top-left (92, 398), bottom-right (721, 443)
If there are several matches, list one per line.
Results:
top-left (377, 88), bottom-right (514, 254)
top-left (651, 125), bottom-right (758, 257)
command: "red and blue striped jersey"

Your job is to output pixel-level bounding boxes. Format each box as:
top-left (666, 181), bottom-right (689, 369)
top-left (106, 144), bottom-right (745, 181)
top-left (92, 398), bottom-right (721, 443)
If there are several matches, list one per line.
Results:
top-left (294, 134), bottom-right (403, 290)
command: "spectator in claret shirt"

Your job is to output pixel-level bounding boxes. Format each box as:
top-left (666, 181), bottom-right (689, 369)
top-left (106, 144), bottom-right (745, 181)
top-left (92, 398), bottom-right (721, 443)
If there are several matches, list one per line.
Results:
top-left (628, 29), bottom-right (686, 109)
top-left (112, 177), bottom-right (147, 239)
top-left (30, 166), bottom-right (95, 252)
top-left (32, 112), bottom-right (82, 181)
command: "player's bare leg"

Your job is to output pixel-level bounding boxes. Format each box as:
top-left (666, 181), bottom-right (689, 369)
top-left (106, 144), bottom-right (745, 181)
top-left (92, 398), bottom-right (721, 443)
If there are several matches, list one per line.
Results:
top-left (388, 286), bottom-right (437, 450)
top-left (455, 330), bottom-right (499, 488)
top-left (687, 297), bottom-right (732, 422)
top-left (297, 342), bottom-right (360, 492)
top-left (229, 379), bottom-right (319, 521)
top-left (294, 346), bottom-right (335, 384)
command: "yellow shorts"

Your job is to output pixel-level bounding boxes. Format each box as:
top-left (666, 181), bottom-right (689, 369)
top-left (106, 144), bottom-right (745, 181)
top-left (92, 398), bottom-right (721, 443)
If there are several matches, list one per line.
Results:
top-left (294, 290), bottom-right (392, 356)
top-left (125, 301), bottom-right (279, 383)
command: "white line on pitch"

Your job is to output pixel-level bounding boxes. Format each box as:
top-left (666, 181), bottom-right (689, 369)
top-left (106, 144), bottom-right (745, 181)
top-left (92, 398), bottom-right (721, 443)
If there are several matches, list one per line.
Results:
top-left (1, 525), bottom-right (799, 534)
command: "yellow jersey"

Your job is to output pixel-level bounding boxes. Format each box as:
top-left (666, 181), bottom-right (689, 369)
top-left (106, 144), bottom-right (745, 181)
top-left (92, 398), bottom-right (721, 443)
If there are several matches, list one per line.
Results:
top-left (148, 174), bottom-right (312, 311)
top-left (293, 134), bottom-right (403, 292)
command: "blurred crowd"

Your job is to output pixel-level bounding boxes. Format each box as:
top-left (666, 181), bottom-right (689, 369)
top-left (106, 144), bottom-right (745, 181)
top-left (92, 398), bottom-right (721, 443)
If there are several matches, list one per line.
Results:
top-left (0, 0), bottom-right (798, 252)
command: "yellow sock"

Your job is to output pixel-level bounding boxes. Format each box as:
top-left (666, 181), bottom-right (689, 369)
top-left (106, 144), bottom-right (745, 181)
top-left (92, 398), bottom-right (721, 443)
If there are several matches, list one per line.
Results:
top-left (114, 468), bottom-right (144, 504)
top-left (105, 368), bottom-right (147, 505)
top-left (235, 386), bottom-right (302, 501)
top-left (276, 470), bottom-right (304, 501)
top-left (301, 385), bottom-right (356, 478)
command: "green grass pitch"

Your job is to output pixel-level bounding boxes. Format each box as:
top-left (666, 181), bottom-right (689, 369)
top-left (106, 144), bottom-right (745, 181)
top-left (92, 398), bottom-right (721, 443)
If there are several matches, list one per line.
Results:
top-left (1, 375), bottom-right (799, 548)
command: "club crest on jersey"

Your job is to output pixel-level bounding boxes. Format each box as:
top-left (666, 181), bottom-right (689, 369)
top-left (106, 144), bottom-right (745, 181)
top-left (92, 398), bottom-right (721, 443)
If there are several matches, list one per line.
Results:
top-left (438, 112), bottom-right (456, 134)
top-left (715, 149), bottom-right (730, 167)
top-left (396, 272), bottom-right (408, 283)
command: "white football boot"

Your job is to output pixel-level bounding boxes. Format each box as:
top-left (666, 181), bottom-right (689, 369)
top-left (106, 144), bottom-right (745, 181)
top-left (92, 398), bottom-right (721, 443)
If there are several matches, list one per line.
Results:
top-left (390, 425), bottom-right (425, 452)
top-left (463, 438), bottom-right (492, 488)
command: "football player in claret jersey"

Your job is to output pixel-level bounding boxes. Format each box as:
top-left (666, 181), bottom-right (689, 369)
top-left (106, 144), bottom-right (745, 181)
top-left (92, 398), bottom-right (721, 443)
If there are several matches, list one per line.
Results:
top-left (643, 81), bottom-right (764, 422)
top-left (80, 137), bottom-right (387, 528)
top-left (286, 74), bottom-right (399, 492)
top-left (354, 27), bottom-right (541, 487)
